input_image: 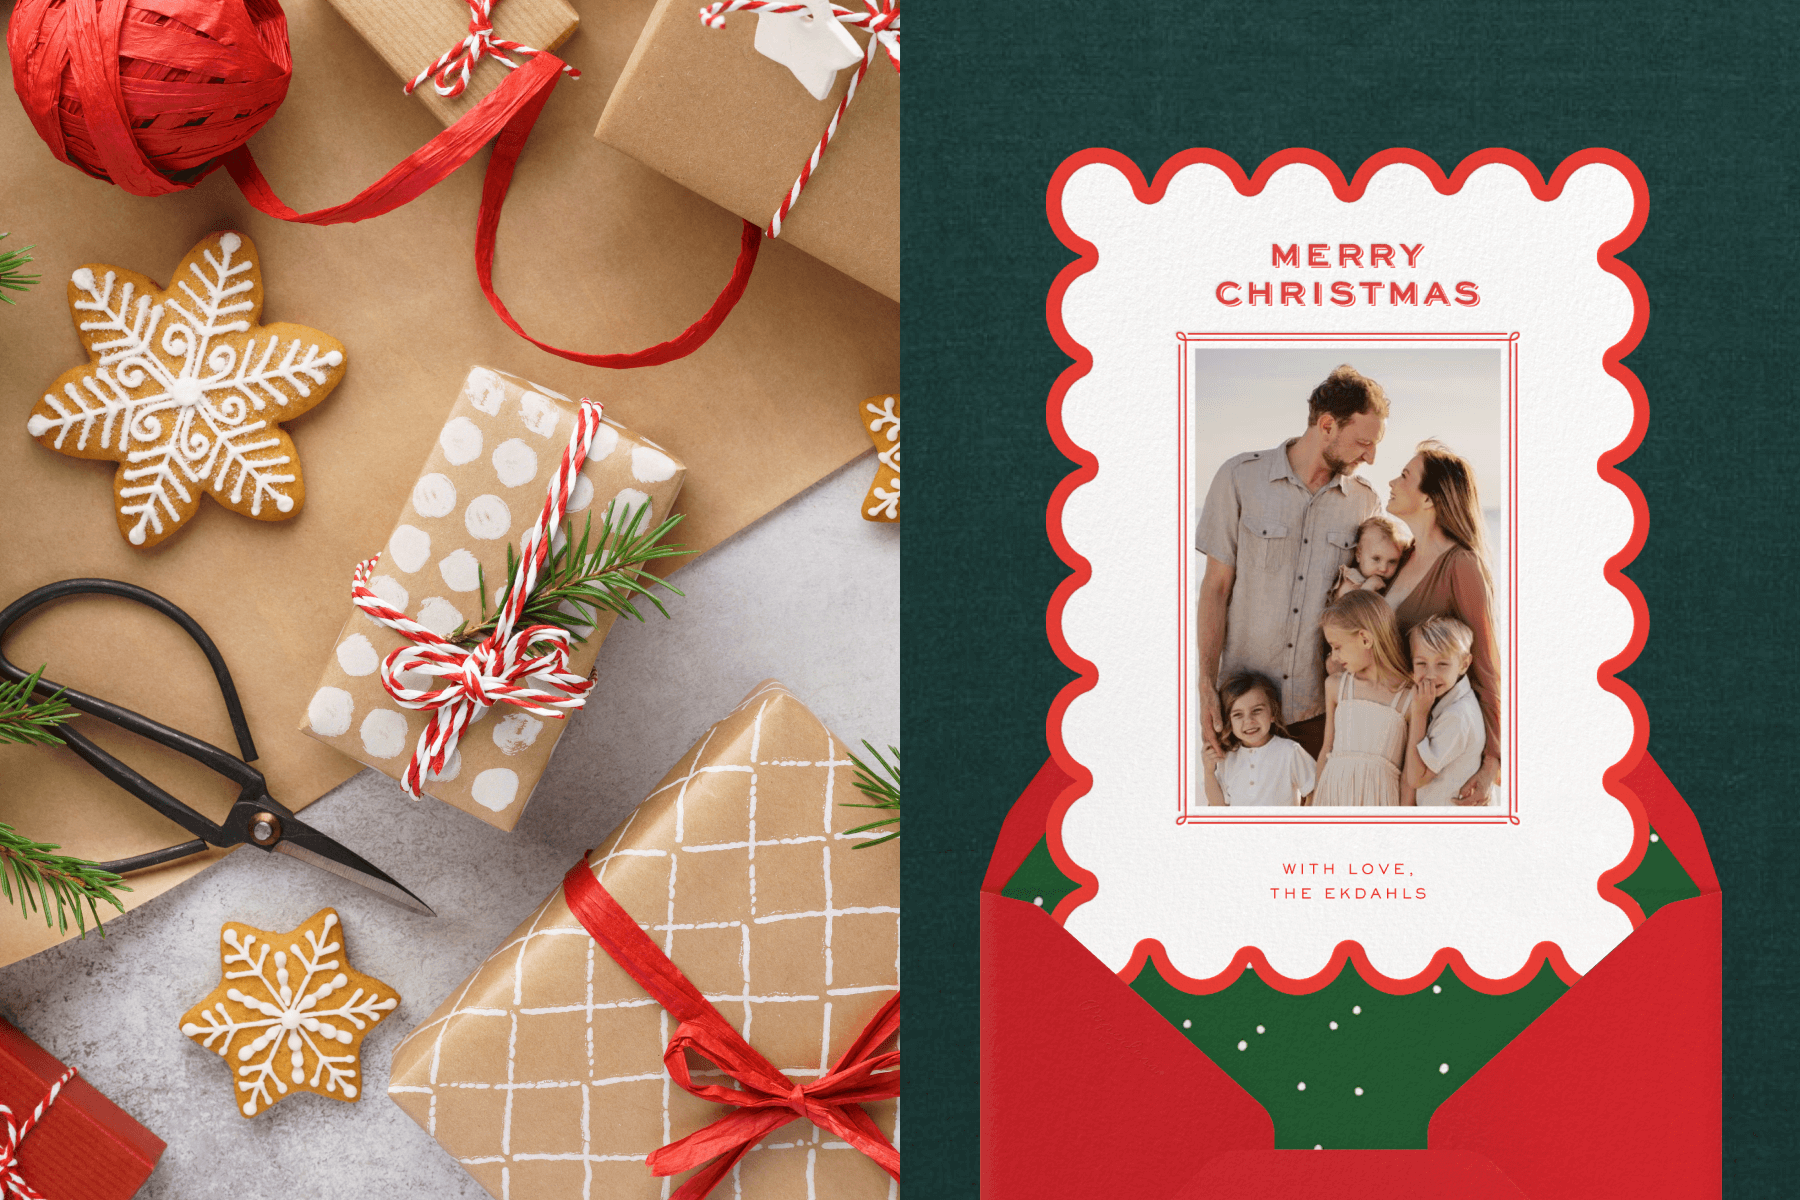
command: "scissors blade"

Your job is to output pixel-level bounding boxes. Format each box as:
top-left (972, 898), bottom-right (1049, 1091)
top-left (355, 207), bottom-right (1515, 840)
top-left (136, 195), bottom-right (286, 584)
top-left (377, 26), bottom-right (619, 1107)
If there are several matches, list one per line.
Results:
top-left (271, 823), bottom-right (435, 917)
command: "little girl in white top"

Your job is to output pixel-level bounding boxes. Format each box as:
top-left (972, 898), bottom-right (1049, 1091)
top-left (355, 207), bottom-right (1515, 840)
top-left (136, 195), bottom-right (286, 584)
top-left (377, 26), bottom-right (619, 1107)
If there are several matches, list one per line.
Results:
top-left (1203, 672), bottom-right (1316, 806)
top-left (1311, 591), bottom-right (1415, 806)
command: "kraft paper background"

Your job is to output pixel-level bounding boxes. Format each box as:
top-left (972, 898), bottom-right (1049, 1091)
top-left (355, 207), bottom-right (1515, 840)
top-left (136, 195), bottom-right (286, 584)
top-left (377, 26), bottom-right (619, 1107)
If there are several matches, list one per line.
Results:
top-left (0, 0), bottom-right (896, 967)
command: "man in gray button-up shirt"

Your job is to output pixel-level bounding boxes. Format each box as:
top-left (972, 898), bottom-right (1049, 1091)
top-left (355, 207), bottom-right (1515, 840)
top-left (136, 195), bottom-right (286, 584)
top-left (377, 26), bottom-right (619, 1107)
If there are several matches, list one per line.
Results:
top-left (1196, 365), bottom-right (1387, 758)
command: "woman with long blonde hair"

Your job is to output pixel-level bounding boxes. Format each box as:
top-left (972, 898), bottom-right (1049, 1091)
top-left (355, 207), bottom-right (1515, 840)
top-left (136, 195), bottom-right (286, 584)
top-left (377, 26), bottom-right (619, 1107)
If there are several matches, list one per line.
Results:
top-left (1384, 440), bottom-right (1501, 805)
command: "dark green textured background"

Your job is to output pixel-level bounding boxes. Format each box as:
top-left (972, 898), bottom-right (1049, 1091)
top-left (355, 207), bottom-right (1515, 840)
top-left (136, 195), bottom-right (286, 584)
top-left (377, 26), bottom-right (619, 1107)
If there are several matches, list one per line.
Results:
top-left (903, 4), bottom-right (1794, 1194)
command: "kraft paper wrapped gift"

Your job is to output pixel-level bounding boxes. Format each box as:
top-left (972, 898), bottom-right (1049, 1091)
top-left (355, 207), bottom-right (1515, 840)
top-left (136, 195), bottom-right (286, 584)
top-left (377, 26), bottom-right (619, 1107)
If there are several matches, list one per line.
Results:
top-left (595, 0), bottom-right (899, 302)
top-left (387, 681), bottom-right (900, 1199)
top-left (300, 366), bottom-right (685, 831)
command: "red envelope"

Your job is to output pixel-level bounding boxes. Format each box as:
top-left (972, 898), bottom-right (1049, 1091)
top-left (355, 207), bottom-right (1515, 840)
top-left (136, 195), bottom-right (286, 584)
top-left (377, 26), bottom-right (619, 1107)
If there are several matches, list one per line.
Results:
top-left (980, 755), bottom-right (1719, 1198)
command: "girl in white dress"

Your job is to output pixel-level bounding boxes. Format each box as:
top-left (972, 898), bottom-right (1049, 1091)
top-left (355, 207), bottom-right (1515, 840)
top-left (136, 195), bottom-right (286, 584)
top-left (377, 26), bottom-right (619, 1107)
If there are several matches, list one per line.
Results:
top-left (1310, 591), bottom-right (1415, 807)
top-left (1202, 672), bottom-right (1316, 806)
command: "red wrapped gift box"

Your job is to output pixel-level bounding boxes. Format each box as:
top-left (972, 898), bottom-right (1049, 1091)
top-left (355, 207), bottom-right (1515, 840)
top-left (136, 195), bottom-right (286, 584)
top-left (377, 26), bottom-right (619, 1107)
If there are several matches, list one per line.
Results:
top-left (0, 1018), bottom-right (164, 1199)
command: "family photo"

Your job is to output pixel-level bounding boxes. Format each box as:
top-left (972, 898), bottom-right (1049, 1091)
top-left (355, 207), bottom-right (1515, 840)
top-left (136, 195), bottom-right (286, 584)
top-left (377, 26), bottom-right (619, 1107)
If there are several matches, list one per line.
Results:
top-left (1190, 348), bottom-right (1508, 809)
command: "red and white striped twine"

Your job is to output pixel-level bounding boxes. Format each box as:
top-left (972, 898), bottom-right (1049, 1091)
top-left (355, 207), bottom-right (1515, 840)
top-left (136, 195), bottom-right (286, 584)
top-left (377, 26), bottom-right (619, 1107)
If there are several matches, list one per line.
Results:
top-left (697, 0), bottom-right (899, 238)
top-left (406, 0), bottom-right (580, 99)
top-left (0, 1067), bottom-right (75, 1200)
top-left (351, 399), bottom-right (606, 798)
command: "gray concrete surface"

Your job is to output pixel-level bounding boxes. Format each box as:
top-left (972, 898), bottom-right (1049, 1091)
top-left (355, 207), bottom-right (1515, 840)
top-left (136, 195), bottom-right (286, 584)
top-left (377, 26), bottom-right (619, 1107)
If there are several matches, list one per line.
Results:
top-left (0, 459), bottom-right (897, 1199)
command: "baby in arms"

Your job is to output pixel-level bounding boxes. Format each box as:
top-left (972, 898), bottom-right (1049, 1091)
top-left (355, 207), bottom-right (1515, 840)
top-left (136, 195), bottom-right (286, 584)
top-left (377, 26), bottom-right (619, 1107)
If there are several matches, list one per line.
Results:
top-left (1330, 514), bottom-right (1411, 602)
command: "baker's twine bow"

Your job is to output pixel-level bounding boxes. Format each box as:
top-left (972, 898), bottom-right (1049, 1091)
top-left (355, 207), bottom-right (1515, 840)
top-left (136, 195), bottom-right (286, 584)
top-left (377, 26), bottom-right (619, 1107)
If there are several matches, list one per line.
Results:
top-left (697, 0), bottom-right (899, 238)
top-left (562, 862), bottom-right (899, 1200)
top-left (407, 0), bottom-right (581, 98)
top-left (0, 1067), bottom-right (75, 1200)
top-left (350, 400), bottom-right (607, 797)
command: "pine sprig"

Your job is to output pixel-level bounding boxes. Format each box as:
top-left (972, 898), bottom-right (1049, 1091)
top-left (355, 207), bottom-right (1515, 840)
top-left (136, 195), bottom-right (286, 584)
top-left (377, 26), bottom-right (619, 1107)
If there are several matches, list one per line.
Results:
top-left (842, 742), bottom-right (900, 848)
top-left (0, 667), bottom-right (76, 747)
top-left (0, 822), bottom-right (129, 938)
top-left (454, 504), bottom-right (687, 648)
top-left (0, 233), bottom-right (38, 303)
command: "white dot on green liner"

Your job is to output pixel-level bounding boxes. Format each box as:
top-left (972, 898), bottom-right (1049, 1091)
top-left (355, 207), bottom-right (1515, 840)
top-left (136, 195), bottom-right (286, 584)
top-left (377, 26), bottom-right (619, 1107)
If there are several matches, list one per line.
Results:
top-left (1355, 1087), bottom-right (1364, 1096)
top-left (1433, 985), bottom-right (1442, 994)
top-left (1236, 1040), bottom-right (1246, 1050)
top-left (1314, 1144), bottom-right (1323, 1150)
top-left (1181, 1019), bottom-right (1190, 1028)
top-left (1439, 1063), bottom-right (1450, 1074)
top-left (1329, 1021), bottom-right (1338, 1030)
top-left (1352, 1006), bottom-right (1362, 1015)
top-left (1297, 1082), bottom-right (1306, 1091)
top-left (1651, 832), bottom-right (1660, 842)
top-left (1256, 1025), bottom-right (1265, 1034)
top-left (1033, 896), bottom-right (1043, 906)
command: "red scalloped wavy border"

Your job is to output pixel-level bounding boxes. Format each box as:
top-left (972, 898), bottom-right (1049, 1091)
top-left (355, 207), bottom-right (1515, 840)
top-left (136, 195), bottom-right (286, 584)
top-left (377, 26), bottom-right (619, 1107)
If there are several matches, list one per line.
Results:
top-left (1041, 147), bottom-right (1652, 996)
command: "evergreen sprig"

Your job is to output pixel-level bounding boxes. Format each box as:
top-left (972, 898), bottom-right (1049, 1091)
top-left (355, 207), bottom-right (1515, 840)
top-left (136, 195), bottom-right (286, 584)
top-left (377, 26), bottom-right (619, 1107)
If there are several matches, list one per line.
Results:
top-left (0, 822), bottom-right (129, 938)
top-left (843, 742), bottom-right (900, 848)
top-left (0, 667), bottom-right (76, 747)
top-left (0, 233), bottom-right (38, 303)
top-left (453, 504), bottom-right (686, 648)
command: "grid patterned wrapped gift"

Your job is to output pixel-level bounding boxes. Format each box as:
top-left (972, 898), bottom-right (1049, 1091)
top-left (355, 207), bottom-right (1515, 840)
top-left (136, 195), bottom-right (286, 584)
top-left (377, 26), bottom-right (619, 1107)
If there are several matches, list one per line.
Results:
top-left (387, 681), bottom-right (899, 1199)
top-left (300, 366), bottom-right (685, 830)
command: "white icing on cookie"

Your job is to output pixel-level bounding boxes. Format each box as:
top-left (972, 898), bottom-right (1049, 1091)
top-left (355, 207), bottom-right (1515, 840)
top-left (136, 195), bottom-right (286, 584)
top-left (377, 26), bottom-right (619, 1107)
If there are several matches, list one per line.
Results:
top-left (335, 635), bottom-right (378, 678)
top-left (388, 525), bottom-right (431, 574)
top-left (464, 494), bottom-right (511, 540)
top-left (367, 574), bottom-right (408, 617)
top-left (517, 392), bottom-right (559, 438)
top-left (471, 768), bottom-right (520, 811)
top-left (491, 438), bottom-right (538, 488)
top-left (491, 712), bottom-right (543, 756)
top-left (307, 687), bottom-right (354, 737)
top-left (631, 445), bottom-right (678, 483)
top-left (415, 596), bottom-right (464, 637)
top-left (25, 413), bottom-right (51, 437)
top-left (567, 475), bottom-right (595, 513)
top-left (438, 548), bottom-right (481, 592)
top-left (439, 417), bottom-right (483, 465)
top-left (466, 367), bottom-right (506, 415)
top-left (360, 709), bottom-right (409, 759)
top-left (412, 473), bottom-right (457, 518)
top-left (586, 423), bottom-right (619, 463)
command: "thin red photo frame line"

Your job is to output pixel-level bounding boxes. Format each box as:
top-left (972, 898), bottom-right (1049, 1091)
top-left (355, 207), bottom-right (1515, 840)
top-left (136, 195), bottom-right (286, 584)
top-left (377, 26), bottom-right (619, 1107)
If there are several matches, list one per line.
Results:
top-left (1041, 145), bottom-right (1653, 997)
top-left (1174, 331), bottom-right (1520, 826)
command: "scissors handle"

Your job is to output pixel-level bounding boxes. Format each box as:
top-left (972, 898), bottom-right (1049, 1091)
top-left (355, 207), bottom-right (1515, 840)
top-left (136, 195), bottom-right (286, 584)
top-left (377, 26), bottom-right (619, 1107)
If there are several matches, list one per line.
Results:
top-left (0, 578), bottom-right (265, 853)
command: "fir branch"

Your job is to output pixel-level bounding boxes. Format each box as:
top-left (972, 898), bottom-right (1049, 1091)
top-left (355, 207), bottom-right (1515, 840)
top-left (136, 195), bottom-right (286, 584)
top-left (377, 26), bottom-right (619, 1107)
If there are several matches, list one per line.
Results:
top-left (0, 822), bottom-right (129, 938)
top-left (0, 667), bottom-right (76, 747)
top-left (453, 505), bottom-right (686, 648)
top-left (842, 741), bottom-right (900, 848)
top-left (0, 233), bottom-right (38, 303)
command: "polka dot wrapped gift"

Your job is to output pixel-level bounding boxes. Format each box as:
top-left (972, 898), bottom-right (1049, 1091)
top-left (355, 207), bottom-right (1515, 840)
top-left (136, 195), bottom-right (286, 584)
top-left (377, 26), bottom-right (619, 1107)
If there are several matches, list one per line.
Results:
top-left (299, 366), bottom-right (685, 830)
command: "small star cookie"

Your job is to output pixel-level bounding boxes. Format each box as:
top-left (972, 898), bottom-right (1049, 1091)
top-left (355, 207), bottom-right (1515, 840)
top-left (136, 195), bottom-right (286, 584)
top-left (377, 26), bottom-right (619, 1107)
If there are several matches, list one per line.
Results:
top-left (26, 231), bottom-right (346, 548)
top-left (860, 393), bottom-right (899, 522)
top-left (179, 908), bottom-right (398, 1118)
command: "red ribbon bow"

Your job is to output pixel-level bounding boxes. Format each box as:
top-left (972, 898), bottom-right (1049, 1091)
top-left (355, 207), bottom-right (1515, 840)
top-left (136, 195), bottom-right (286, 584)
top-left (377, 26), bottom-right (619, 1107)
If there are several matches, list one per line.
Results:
top-left (0, 1067), bottom-right (75, 1200)
top-left (562, 861), bottom-right (899, 1199)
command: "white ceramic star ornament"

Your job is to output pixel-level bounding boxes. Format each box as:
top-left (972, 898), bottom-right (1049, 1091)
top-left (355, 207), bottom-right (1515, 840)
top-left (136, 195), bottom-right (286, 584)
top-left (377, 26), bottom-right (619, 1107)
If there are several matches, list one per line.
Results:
top-left (754, 0), bottom-right (863, 100)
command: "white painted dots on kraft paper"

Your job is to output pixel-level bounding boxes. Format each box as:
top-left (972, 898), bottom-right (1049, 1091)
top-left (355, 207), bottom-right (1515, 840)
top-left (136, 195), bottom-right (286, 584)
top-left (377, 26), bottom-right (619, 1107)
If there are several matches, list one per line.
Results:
top-left (387, 684), bottom-right (900, 1199)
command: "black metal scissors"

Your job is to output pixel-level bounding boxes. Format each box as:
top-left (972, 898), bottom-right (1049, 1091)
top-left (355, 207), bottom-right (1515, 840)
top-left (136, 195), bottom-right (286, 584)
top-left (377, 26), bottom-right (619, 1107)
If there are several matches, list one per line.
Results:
top-left (0, 579), bottom-right (433, 916)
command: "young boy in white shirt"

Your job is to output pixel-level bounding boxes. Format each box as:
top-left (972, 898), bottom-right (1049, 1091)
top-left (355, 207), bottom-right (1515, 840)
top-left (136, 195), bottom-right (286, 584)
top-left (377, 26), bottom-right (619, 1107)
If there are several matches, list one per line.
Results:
top-left (1403, 615), bottom-right (1487, 807)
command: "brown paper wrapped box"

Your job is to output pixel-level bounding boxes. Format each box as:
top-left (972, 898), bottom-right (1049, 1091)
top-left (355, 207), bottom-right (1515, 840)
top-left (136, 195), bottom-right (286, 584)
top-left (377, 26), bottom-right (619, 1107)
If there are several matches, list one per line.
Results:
top-left (301, 366), bottom-right (684, 830)
top-left (596, 0), bottom-right (899, 301)
top-left (388, 681), bottom-right (899, 1198)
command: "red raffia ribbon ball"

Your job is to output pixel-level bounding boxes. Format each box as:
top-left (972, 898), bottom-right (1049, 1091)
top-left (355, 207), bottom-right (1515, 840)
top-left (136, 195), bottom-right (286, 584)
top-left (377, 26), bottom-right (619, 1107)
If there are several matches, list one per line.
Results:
top-left (8, 0), bottom-right (292, 197)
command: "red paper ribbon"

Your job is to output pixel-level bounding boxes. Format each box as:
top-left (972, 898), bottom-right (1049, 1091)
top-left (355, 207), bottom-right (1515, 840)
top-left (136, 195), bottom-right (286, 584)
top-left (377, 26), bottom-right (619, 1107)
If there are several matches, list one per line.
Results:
top-left (10, 2), bottom-right (757, 370)
top-left (561, 861), bottom-right (899, 1199)
top-left (0, 1067), bottom-right (75, 1200)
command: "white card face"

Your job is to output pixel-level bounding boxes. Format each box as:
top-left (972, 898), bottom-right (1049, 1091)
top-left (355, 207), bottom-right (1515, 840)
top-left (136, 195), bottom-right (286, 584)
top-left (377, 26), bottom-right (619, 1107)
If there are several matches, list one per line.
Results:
top-left (1045, 150), bottom-right (1652, 991)
top-left (754, 2), bottom-right (865, 101)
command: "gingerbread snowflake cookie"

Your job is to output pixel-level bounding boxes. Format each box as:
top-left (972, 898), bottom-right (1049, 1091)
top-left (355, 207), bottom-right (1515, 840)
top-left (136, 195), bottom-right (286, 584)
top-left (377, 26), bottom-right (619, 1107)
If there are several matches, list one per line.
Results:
top-left (860, 393), bottom-right (899, 522)
top-left (179, 908), bottom-right (398, 1118)
top-left (26, 231), bottom-right (346, 547)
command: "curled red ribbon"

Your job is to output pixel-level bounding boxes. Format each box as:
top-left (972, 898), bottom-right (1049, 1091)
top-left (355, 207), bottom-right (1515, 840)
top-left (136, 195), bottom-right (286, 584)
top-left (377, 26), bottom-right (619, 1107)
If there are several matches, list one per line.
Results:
top-left (561, 860), bottom-right (899, 1199)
